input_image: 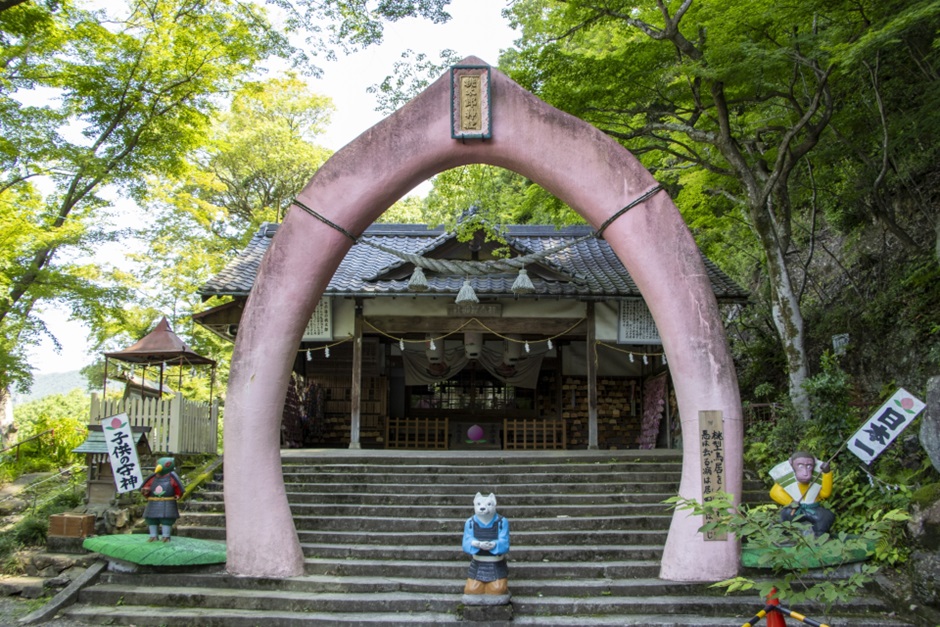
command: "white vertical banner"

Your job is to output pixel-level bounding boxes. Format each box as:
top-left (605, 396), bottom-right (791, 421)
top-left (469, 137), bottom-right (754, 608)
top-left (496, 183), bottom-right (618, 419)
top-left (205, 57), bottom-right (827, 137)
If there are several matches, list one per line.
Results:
top-left (847, 388), bottom-right (926, 465)
top-left (102, 413), bottom-right (144, 493)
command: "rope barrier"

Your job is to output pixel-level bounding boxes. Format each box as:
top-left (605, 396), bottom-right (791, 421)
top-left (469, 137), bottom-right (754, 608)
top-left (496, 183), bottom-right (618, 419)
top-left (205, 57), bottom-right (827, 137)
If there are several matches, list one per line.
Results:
top-left (362, 317), bottom-right (587, 346)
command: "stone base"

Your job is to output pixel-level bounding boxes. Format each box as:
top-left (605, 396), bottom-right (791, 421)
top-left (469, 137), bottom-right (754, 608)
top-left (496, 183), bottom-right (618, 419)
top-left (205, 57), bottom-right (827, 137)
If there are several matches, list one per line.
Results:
top-left (46, 535), bottom-right (90, 554)
top-left (461, 600), bottom-right (513, 621)
top-left (462, 592), bottom-right (511, 606)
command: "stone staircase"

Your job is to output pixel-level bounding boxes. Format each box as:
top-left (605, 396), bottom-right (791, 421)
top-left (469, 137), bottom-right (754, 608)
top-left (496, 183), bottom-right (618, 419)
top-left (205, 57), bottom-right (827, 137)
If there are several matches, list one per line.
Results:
top-left (59, 450), bottom-right (910, 625)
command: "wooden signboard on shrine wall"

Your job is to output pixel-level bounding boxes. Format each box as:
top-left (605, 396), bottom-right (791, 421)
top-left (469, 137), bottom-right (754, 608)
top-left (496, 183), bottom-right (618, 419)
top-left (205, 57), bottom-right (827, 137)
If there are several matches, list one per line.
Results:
top-left (699, 410), bottom-right (727, 541)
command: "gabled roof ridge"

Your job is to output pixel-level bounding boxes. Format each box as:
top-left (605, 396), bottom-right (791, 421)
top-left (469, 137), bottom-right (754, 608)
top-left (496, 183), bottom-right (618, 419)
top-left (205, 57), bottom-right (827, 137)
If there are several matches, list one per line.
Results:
top-left (360, 228), bottom-right (453, 280)
top-left (502, 232), bottom-right (589, 283)
top-left (197, 219), bottom-right (750, 303)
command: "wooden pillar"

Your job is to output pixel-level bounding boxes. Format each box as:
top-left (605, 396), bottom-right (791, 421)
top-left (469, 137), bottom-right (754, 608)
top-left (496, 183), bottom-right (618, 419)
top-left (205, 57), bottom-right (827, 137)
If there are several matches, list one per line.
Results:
top-left (349, 301), bottom-right (363, 449)
top-left (587, 302), bottom-right (598, 450)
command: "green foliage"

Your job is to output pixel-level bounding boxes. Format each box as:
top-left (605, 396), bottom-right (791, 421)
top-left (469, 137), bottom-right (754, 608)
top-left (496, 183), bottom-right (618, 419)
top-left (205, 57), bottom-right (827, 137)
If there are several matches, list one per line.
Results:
top-left (369, 48), bottom-right (462, 114)
top-left (667, 492), bottom-right (908, 607)
top-left (0, 471), bottom-right (86, 568)
top-left (94, 75), bottom-right (338, 404)
top-left (912, 482), bottom-right (940, 509)
top-left (800, 353), bottom-right (859, 458)
top-left (501, 0), bottom-right (940, 418)
top-left (743, 406), bottom-right (804, 481)
top-left (12, 515), bottom-right (48, 546)
top-left (742, 352), bottom-right (924, 567)
top-left (805, 257), bottom-right (940, 399)
top-left (5, 388), bottom-right (88, 472)
top-left (379, 195), bottom-right (427, 224)
top-left (271, 0), bottom-right (452, 60)
top-left (826, 467), bottom-right (912, 565)
top-left (0, 0), bottom-right (296, 392)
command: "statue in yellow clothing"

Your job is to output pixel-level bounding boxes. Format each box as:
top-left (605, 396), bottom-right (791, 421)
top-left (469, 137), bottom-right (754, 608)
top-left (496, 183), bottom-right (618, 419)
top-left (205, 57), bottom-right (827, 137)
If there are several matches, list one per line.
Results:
top-left (769, 450), bottom-right (834, 536)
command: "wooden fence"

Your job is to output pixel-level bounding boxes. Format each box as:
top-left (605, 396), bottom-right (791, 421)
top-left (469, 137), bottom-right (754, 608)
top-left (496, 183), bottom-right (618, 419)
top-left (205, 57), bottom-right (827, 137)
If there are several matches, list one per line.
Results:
top-left (503, 418), bottom-right (567, 450)
top-left (90, 393), bottom-right (218, 454)
top-left (385, 417), bottom-right (449, 449)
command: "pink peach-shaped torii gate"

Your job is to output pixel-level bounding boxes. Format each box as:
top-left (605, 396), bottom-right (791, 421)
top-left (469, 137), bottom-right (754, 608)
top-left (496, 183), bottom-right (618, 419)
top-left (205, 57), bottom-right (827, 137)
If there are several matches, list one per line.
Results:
top-left (222, 57), bottom-right (743, 582)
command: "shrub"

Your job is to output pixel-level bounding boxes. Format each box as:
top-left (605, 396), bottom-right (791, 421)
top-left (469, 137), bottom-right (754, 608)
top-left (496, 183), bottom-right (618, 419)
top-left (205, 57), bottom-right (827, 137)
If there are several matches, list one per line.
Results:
top-left (7, 389), bottom-right (89, 475)
top-left (668, 492), bottom-right (908, 607)
top-left (12, 516), bottom-right (48, 546)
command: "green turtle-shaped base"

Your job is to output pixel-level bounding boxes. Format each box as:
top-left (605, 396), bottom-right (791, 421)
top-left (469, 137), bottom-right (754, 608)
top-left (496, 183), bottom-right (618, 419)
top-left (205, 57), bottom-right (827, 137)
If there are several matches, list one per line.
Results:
top-left (83, 534), bottom-right (226, 568)
top-left (741, 534), bottom-right (874, 570)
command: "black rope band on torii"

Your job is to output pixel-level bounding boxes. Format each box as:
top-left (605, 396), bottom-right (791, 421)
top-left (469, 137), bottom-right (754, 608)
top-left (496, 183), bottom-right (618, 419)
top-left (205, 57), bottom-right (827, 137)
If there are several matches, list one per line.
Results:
top-left (595, 184), bottom-right (664, 240)
top-left (292, 198), bottom-right (359, 243)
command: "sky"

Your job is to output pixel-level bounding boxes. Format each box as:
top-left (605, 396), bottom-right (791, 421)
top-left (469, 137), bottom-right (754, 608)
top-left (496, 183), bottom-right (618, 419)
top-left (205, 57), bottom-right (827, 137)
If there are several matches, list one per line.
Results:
top-left (26, 0), bottom-right (518, 375)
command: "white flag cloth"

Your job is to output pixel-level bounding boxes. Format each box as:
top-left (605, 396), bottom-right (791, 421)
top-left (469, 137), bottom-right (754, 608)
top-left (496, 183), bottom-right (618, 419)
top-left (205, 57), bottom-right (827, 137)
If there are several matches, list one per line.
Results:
top-left (102, 413), bottom-right (144, 494)
top-left (847, 388), bottom-right (926, 465)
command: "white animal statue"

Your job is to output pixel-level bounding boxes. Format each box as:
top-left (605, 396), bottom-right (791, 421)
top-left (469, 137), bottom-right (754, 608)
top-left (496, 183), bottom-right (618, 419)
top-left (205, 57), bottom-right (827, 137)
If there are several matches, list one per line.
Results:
top-left (461, 492), bottom-right (511, 605)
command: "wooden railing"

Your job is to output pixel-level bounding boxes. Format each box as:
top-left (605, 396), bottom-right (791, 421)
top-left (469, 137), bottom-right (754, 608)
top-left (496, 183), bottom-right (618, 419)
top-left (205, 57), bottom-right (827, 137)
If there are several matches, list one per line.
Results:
top-left (90, 393), bottom-right (218, 454)
top-left (386, 417), bottom-right (449, 449)
top-left (744, 403), bottom-right (782, 431)
top-left (503, 418), bottom-right (567, 450)
top-left (0, 429), bottom-right (55, 461)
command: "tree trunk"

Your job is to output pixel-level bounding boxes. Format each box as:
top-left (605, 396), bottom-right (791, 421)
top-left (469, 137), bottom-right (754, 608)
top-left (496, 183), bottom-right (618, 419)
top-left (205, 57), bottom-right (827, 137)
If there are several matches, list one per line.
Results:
top-left (0, 386), bottom-right (14, 449)
top-left (935, 214), bottom-right (940, 262)
top-left (750, 201), bottom-right (811, 421)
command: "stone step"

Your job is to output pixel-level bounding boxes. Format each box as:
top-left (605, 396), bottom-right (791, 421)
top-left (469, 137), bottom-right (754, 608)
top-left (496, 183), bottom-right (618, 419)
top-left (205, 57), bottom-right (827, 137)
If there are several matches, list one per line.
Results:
top-left (67, 451), bottom-right (909, 627)
top-left (297, 490), bottom-right (679, 505)
top-left (198, 479), bottom-right (764, 497)
top-left (297, 542), bottom-right (663, 561)
top-left (192, 486), bottom-right (676, 508)
top-left (281, 458), bottom-right (683, 467)
top-left (302, 557), bottom-right (663, 579)
top-left (66, 586), bottom-right (905, 626)
top-left (58, 604), bottom-right (912, 627)
top-left (185, 491), bottom-right (681, 510)
top-left (176, 512), bottom-right (675, 533)
top-left (175, 525), bottom-right (673, 548)
top-left (97, 571), bottom-right (723, 597)
top-left (183, 501), bottom-right (675, 519)
top-left (283, 502), bottom-right (674, 518)
top-left (174, 527), bottom-right (670, 547)
top-left (282, 470), bottom-right (682, 484)
top-left (280, 452), bottom-right (682, 467)
top-left (298, 528), bottom-right (668, 546)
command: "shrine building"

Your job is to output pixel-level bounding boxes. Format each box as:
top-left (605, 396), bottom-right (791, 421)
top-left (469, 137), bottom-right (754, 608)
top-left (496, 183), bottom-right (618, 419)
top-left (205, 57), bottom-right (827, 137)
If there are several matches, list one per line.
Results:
top-left (195, 217), bottom-right (747, 451)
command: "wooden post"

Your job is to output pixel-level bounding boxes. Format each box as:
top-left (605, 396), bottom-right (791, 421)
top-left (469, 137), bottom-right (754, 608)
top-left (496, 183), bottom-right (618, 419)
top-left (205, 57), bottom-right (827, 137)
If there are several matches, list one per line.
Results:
top-left (587, 302), bottom-right (598, 450)
top-left (210, 399), bottom-right (219, 454)
top-left (349, 301), bottom-right (363, 449)
top-left (168, 394), bottom-right (182, 454)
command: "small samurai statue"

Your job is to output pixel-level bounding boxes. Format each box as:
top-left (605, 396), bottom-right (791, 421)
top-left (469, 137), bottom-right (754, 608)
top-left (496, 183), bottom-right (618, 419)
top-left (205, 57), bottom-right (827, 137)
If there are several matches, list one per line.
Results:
top-left (769, 450), bottom-right (834, 536)
top-left (462, 492), bottom-right (510, 605)
top-left (140, 457), bottom-right (185, 542)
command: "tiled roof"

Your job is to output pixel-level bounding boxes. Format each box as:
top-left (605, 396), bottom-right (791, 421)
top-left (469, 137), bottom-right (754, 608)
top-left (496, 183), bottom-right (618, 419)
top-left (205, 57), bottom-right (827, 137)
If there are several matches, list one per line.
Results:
top-left (198, 223), bottom-right (748, 302)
